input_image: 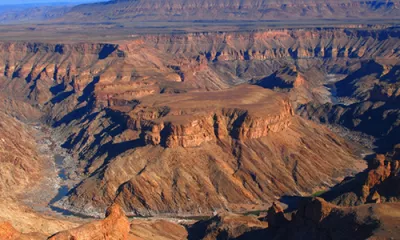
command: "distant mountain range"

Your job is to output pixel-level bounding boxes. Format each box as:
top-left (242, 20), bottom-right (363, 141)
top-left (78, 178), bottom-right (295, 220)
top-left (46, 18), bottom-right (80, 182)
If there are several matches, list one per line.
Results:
top-left (60, 0), bottom-right (400, 22)
top-left (0, 0), bottom-right (107, 23)
top-left (1, 0), bottom-right (400, 24)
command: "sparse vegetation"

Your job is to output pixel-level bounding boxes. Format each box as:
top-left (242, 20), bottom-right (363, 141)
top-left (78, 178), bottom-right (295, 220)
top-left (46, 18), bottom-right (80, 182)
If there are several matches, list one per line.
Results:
top-left (311, 190), bottom-right (327, 197)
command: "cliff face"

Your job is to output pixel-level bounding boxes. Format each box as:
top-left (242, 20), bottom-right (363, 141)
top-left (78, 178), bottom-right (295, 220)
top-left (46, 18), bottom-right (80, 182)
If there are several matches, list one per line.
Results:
top-left (321, 145), bottom-right (400, 206)
top-left (62, 0), bottom-right (400, 22)
top-left (2, 28), bottom-right (397, 216)
top-left (52, 85), bottom-right (363, 216)
top-left (1, 28), bottom-right (399, 108)
top-left (140, 29), bottom-right (400, 60)
top-left (299, 59), bottom-right (400, 151)
top-left (126, 85), bottom-right (294, 148)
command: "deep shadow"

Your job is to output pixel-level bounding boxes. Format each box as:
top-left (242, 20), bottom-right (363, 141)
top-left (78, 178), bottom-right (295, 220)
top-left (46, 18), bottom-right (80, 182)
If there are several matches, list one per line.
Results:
top-left (54, 44), bottom-right (64, 54)
top-left (98, 44), bottom-right (117, 60)
top-left (53, 102), bottom-right (94, 127)
top-left (53, 76), bottom-right (100, 127)
top-left (381, 65), bottom-right (400, 83)
top-left (78, 76), bottom-right (100, 103)
top-left (229, 111), bottom-right (248, 139)
top-left (50, 90), bottom-right (74, 104)
top-left (49, 205), bottom-right (95, 219)
top-left (49, 185), bottom-right (69, 204)
top-left (319, 170), bottom-right (369, 203)
top-left (254, 73), bottom-right (293, 89)
top-left (62, 126), bottom-right (89, 149)
top-left (279, 195), bottom-right (310, 213)
top-left (85, 138), bottom-right (145, 175)
top-left (233, 229), bottom-right (275, 240)
top-left (187, 215), bottom-right (273, 240)
top-left (50, 82), bottom-right (66, 95)
top-left (335, 60), bottom-right (384, 97)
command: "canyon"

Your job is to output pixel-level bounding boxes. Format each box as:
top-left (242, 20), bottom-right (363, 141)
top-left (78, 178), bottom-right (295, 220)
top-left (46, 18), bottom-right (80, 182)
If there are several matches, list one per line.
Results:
top-left (0, 0), bottom-right (399, 239)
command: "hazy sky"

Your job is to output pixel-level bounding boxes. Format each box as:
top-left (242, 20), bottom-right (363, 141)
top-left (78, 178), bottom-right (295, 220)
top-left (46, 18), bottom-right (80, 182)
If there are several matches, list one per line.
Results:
top-left (0, 0), bottom-right (107, 5)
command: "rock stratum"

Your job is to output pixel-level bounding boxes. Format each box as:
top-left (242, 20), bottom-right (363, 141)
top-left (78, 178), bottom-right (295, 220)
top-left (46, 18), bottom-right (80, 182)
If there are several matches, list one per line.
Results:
top-left (2, 27), bottom-right (400, 217)
top-left (1, 0), bottom-right (400, 26)
top-left (264, 197), bottom-right (400, 240)
top-left (59, 84), bottom-right (361, 216)
top-left (61, 0), bottom-right (400, 22)
top-left (0, 22), bottom-right (399, 239)
top-left (321, 145), bottom-right (400, 206)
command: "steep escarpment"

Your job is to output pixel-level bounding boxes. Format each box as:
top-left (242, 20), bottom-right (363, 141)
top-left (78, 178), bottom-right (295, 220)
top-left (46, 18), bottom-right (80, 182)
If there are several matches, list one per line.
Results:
top-left (321, 145), bottom-right (400, 206)
top-left (126, 85), bottom-right (293, 148)
top-left (0, 111), bottom-right (44, 196)
top-left (62, 0), bottom-right (400, 22)
top-left (299, 59), bottom-right (400, 151)
top-left (140, 28), bottom-right (400, 61)
top-left (1, 27), bottom-right (399, 108)
top-left (52, 85), bottom-right (363, 216)
top-left (49, 204), bottom-right (130, 240)
top-left (1, 28), bottom-right (397, 217)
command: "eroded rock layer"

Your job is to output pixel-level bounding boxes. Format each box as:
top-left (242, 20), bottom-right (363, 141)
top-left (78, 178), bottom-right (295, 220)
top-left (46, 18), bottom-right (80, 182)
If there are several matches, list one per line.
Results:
top-left (62, 0), bottom-right (400, 22)
top-left (2, 27), bottom-right (394, 216)
top-left (53, 85), bottom-right (363, 216)
top-left (321, 145), bottom-right (400, 206)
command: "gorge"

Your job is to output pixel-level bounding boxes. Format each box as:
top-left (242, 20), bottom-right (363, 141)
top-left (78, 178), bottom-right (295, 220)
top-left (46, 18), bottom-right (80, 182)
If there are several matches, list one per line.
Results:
top-left (0, 1), bottom-right (399, 239)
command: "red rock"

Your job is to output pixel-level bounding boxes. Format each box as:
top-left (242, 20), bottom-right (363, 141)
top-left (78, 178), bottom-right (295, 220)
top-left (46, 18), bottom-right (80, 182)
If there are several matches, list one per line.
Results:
top-left (49, 204), bottom-right (130, 240)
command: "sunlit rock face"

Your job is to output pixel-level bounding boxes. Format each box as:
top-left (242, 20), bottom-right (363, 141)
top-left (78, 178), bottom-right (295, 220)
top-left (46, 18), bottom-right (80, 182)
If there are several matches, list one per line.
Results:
top-left (3, 27), bottom-right (399, 216)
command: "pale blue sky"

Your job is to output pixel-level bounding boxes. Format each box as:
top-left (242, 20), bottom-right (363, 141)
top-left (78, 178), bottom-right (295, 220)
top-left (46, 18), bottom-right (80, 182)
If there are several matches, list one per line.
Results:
top-left (0, 0), bottom-right (107, 5)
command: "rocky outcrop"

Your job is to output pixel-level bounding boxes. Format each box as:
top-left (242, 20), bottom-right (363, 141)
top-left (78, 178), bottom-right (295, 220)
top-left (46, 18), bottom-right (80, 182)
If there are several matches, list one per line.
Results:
top-left (49, 204), bottom-right (130, 240)
top-left (0, 27), bottom-right (394, 219)
top-left (0, 28), bottom-right (399, 110)
top-left (0, 222), bottom-right (46, 240)
top-left (0, 204), bottom-right (132, 240)
top-left (322, 145), bottom-right (400, 206)
top-left (299, 60), bottom-right (400, 151)
top-left (264, 198), bottom-right (400, 239)
top-left (266, 202), bottom-right (289, 228)
top-left (57, 86), bottom-right (363, 216)
top-left (127, 85), bottom-right (294, 148)
top-left (141, 29), bottom-right (400, 62)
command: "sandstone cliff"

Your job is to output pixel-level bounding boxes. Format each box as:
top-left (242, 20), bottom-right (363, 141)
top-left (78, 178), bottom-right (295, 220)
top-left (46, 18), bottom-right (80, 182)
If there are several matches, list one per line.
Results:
top-left (51, 85), bottom-right (364, 217)
top-left (0, 111), bottom-right (43, 197)
top-left (0, 28), bottom-right (386, 216)
top-left (321, 145), bottom-right (400, 206)
top-left (299, 60), bottom-right (400, 151)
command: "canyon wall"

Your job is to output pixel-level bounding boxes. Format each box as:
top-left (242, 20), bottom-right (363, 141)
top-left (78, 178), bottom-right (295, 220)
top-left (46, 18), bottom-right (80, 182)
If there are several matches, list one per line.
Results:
top-left (1, 27), bottom-right (398, 216)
